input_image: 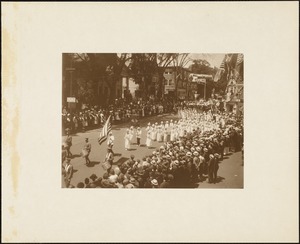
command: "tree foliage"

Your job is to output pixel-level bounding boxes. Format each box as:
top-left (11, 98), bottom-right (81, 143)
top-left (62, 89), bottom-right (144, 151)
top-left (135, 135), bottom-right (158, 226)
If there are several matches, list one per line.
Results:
top-left (63, 53), bottom-right (228, 105)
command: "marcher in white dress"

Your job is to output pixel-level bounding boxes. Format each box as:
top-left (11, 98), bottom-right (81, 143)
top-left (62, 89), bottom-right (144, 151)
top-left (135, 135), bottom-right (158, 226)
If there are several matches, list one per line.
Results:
top-left (124, 130), bottom-right (131, 150)
top-left (146, 122), bottom-right (151, 132)
top-left (151, 125), bottom-right (156, 141)
top-left (129, 126), bottom-right (134, 143)
top-left (170, 127), bottom-right (175, 142)
top-left (156, 126), bottom-right (162, 142)
top-left (146, 130), bottom-right (152, 148)
top-left (163, 128), bottom-right (168, 143)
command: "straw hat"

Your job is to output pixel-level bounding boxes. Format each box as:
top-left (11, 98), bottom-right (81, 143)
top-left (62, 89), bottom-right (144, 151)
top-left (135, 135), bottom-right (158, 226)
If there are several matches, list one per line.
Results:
top-left (151, 179), bottom-right (158, 186)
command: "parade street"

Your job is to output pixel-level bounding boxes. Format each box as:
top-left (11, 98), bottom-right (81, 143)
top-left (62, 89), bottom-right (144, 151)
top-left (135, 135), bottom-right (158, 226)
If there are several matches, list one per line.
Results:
top-left (63, 113), bottom-right (243, 188)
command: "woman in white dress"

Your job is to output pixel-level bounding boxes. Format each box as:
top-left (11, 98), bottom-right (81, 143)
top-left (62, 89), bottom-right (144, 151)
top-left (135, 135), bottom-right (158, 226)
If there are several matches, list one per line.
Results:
top-left (170, 127), bottom-right (175, 142)
top-left (129, 126), bottom-right (134, 143)
top-left (179, 125), bottom-right (185, 138)
top-left (124, 130), bottom-right (131, 150)
top-left (163, 128), bottom-right (168, 143)
top-left (146, 130), bottom-right (152, 148)
top-left (146, 122), bottom-right (151, 132)
top-left (156, 126), bottom-right (162, 142)
top-left (151, 124), bottom-right (156, 141)
top-left (165, 121), bottom-right (169, 130)
top-left (154, 123), bottom-right (158, 140)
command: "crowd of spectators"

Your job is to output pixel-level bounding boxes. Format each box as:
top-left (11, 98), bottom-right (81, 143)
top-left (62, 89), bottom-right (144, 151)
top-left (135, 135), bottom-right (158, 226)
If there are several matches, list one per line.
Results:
top-left (62, 98), bottom-right (177, 135)
top-left (64, 107), bottom-right (243, 188)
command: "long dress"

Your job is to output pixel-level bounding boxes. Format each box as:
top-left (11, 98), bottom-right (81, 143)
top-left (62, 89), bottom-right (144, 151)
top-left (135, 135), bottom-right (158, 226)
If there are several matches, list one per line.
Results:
top-left (125, 134), bottom-right (131, 150)
top-left (129, 129), bottom-right (134, 142)
top-left (151, 127), bottom-right (156, 141)
top-left (163, 129), bottom-right (168, 143)
top-left (170, 128), bottom-right (175, 142)
top-left (146, 131), bottom-right (152, 147)
top-left (157, 127), bottom-right (163, 142)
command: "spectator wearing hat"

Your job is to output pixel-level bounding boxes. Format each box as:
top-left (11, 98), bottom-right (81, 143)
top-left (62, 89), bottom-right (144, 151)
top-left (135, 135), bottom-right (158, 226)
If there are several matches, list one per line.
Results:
top-left (84, 178), bottom-right (91, 188)
top-left (207, 154), bottom-right (216, 183)
top-left (151, 179), bottom-right (159, 188)
top-left (115, 177), bottom-right (125, 188)
top-left (77, 182), bottom-right (85, 188)
top-left (89, 174), bottom-right (101, 187)
top-left (101, 172), bottom-right (116, 188)
top-left (193, 153), bottom-right (201, 179)
top-left (213, 153), bottom-right (220, 183)
top-left (108, 169), bottom-right (118, 184)
top-left (199, 154), bottom-right (208, 181)
top-left (159, 174), bottom-right (172, 188)
top-left (129, 177), bottom-right (139, 188)
top-left (219, 137), bottom-right (225, 159)
top-left (224, 135), bottom-right (230, 155)
top-left (203, 148), bottom-right (209, 162)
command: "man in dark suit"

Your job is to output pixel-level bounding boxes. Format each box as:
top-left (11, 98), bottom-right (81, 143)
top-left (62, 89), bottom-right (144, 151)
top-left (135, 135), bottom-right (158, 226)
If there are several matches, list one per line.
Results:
top-left (207, 154), bottom-right (215, 183)
top-left (213, 153), bottom-right (220, 183)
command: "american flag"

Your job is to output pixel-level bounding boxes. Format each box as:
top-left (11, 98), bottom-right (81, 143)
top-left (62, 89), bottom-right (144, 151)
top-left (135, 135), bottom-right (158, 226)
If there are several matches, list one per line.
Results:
top-left (236, 53), bottom-right (244, 66)
top-left (214, 68), bottom-right (223, 82)
top-left (98, 115), bottom-right (112, 145)
top-left (219, 59), bottom-right (226, 70)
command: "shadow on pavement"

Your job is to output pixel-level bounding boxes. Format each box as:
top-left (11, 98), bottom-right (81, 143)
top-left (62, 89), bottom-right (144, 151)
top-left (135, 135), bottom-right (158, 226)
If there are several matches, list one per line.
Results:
top-left (86, 161), bottom-right (100, 167)
top-left (115, 157), bottom-right (129, 166)
top-left (72, 154), bottom-right (82, 159)
top-left (215, 176), bottom-right (225, 183)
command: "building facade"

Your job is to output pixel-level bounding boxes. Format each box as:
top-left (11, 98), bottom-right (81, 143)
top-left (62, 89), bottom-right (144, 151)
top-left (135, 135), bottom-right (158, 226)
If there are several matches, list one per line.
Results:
top-left (162, 66), bottom-right (192, 100)
top-left (224, 76), bottom-right (244, 116)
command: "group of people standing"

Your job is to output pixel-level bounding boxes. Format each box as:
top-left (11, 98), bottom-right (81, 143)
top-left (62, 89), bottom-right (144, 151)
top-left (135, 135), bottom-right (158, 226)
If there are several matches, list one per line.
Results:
top-left (124, 126), bottom-right (142, 150)
top-left (62, 103), bottom-right (243, 188)
top-left (62, 98), bottom-right (177, 135)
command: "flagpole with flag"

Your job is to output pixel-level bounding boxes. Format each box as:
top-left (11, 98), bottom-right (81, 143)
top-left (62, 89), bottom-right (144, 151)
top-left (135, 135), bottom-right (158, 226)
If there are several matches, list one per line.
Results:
top-left (98, 115), bottom-right (112, 146)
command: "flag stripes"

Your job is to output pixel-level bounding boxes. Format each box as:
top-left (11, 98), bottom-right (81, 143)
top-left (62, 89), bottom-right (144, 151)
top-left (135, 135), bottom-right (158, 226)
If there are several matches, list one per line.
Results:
top-left (219, 59), bottom-right (225, 70)
top-left (98, 115), bottom-right (111, 145)
top-left (236, 53), bottom-right (244, 66)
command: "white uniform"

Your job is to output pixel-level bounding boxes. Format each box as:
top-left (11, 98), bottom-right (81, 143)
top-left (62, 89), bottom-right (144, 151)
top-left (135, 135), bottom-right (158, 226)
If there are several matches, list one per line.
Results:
top-left (124, 133), bottom-right (131, 150)
top-left (146, 131), bottom-right (152, 147)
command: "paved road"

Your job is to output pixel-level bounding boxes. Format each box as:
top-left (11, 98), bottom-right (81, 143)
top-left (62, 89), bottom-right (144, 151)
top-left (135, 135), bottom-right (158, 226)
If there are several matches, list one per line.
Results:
top-left (62, 113), bottom-right (244, 188)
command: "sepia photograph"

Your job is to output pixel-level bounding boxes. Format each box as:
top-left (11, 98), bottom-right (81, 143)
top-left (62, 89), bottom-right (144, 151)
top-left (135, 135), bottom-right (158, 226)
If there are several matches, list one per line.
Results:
top-left (61, 53), bottom-right (244, 189)
top-left (3, 2), bottom-right (298, 242)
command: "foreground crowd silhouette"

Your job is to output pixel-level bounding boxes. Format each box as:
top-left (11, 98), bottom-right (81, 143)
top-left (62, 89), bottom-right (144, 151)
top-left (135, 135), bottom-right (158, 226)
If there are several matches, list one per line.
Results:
top-left (62, 105), bottom-right (243, 188)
